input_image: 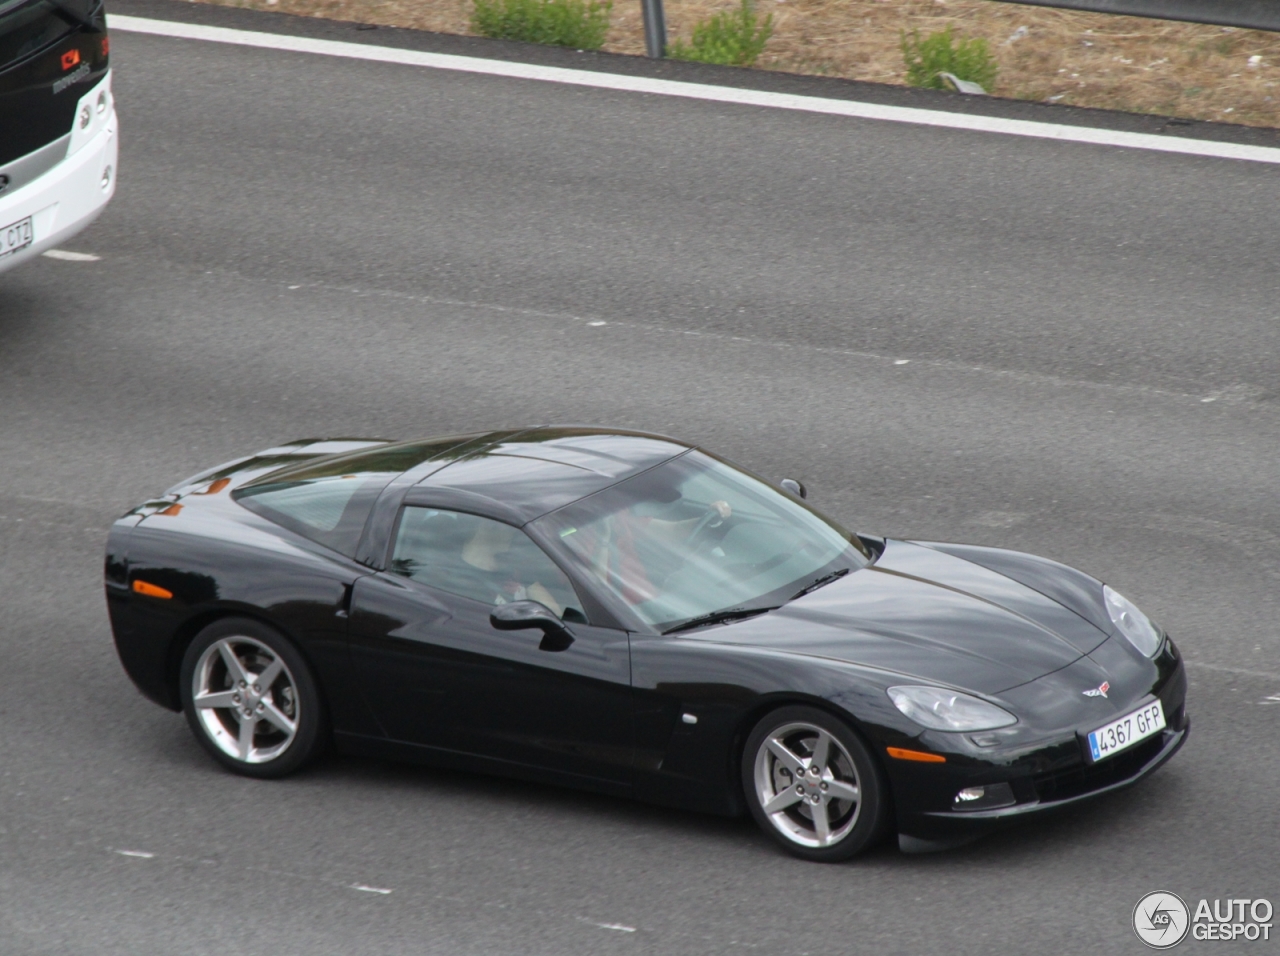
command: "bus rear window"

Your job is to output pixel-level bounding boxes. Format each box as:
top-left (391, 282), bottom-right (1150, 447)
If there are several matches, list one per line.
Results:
top-left (0, 0), bottom-right (96, 71)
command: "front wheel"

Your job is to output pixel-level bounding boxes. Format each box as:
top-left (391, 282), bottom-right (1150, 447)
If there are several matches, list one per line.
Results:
top-left (179, 617), bottom-right (327, 778)
top-left (742, 705), bottom-right (889, 861)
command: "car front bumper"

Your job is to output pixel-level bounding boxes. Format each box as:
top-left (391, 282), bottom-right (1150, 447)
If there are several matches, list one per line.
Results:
top-left (888, 648), bottom-right (1188, 846)
top-left (931, 716), bottom-right (1187, 817)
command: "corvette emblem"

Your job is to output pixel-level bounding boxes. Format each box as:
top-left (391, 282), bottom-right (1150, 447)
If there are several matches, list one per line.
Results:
top-left (1082, 681), bottom-right (1110, 698)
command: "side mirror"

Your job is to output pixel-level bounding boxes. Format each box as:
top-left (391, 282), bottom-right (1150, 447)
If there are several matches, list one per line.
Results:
top-left (490, 600), bottom-right (575, 652)
top-left (780, 478), bottom-right (807, 499)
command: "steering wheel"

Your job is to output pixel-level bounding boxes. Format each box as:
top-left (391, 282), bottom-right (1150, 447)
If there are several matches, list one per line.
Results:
top-left (686, 507), bottom-right (726, 552)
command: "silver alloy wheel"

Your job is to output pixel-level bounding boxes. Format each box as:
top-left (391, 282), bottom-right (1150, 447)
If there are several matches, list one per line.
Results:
top-left (752, 720), bottom-right (862, 849)
top-left (191, 636), bottom-right (299, 764)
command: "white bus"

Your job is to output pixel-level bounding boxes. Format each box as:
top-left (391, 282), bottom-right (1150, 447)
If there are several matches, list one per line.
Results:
top-left (0, 0), bottom-right (116, 273)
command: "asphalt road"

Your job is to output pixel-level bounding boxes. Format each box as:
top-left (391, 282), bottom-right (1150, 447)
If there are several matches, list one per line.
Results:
top-left (2, 9), bottom-right (1279, 955)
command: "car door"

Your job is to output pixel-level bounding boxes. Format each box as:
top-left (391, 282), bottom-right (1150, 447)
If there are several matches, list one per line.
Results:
top-left (346, 506), bottom-right (634, 788)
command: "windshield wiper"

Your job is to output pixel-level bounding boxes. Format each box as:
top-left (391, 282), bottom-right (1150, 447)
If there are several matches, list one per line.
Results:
top-left (788, 567), bottom-right (851, 602)
top-left (663, 605), bottom-right (779, 635)
top-left (46, 0), bottom-right (103, 31)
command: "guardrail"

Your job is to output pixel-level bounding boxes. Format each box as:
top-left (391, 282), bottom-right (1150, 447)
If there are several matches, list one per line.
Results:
top-left (989, 0), bottom-right (1280, 32)
top-left (638, 0), bottom-right (1280, 58)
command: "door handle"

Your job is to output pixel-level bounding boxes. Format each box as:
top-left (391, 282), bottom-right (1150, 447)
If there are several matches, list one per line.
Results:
top-left (336, 583), bottom-right (354, 619)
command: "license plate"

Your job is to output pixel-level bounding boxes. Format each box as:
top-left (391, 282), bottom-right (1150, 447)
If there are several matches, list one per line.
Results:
top-left (1087, 699), bottom-right (1165, 763)
top-left (0, 216), bottom-right (33, 258)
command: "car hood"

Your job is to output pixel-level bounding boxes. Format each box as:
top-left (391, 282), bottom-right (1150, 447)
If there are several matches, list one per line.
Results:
top-left (682, 539), bottom-right (1110, 695)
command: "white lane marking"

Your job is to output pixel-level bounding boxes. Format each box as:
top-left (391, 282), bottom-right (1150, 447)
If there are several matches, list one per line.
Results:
top-left (1199, 383), bottom-right (1268, 405)
top-left (108, 844), bottom-right (398, 894)
top-left (894, 359), bottom-right (910, 365)
top-left (1259, 693), bottom-right (1280, 705)
top-left (43, 249), bottom-right (101, 261)
top-left (577, 917), bottom-right (638, 932)
top-left (587, 320), bottom-right (607, 326)
top-left (110, 15), bottom-right (1280, 166)
top-left (231, 271), bottom-right (1270, 410)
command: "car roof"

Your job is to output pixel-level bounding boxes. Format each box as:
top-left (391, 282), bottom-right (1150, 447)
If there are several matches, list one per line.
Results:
top-left (414, 427), bottom-right (690, 521)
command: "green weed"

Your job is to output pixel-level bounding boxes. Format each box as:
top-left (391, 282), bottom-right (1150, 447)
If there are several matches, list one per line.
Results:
top-left (669, 0), bottom-right (774, 67)
top-left (471, 0), bottom-right (611, 50)
top-left (901, 26), bottom-right (998, 92)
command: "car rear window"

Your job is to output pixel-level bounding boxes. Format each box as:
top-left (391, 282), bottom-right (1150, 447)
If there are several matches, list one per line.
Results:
top-left (235, 474), bottom-right (391, 557)
top-left (232, 434), bottom-right (493, 556)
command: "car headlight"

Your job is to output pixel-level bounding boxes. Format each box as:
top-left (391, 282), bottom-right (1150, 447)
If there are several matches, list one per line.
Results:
top-left (1103, 585), bottom-right (1162, 657)
top-left (887, 686), bottom-right (1017, 732)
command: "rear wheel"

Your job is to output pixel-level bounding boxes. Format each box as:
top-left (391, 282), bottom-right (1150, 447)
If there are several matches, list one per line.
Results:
top-left (179, 618), bottom-right (326, 778)
top-left (742, 705), bottom-right (889, 861)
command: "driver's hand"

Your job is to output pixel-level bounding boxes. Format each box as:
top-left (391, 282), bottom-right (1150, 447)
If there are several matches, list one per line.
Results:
top-left (711, 500), bottom-right (732, 520)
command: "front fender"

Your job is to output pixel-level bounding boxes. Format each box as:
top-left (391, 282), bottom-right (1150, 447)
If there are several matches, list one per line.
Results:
top-left (629, 636), bottom-right (925, 815)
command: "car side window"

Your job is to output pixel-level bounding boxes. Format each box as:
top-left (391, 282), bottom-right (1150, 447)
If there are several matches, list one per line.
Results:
top-left (390, 507), bottom-right (586, 621)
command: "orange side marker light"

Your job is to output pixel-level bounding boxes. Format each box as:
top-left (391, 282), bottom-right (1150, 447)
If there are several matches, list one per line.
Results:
top-left (132, 580), bottom-right (173, 599)
top-left (61, 49), bottom-right (81, 70)
top-left (194, 478), bottom-right (231, 495)
top-left (887, 746), bottom-right (946, 763)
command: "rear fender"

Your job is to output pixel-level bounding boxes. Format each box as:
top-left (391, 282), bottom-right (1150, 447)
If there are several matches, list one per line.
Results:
top-left (110, 516), bottom-right (377, 733)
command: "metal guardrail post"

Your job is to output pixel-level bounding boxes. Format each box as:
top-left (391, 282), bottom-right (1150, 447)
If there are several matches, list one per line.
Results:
top-left (641, 0), bottom-right (667, 57)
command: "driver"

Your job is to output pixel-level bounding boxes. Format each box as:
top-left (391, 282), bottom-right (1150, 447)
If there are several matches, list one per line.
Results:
top-left (567, 499), bottom-right (733, 606)
top-left (461, 520), bottom-right (566, 615)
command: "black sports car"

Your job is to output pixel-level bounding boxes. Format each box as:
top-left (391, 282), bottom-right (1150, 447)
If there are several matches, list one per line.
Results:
top-left (106, 427), bottom-right (1187, 860)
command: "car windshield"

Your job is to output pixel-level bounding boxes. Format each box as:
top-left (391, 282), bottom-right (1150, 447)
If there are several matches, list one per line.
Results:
top-left (534, 450), bottom-right (870, 632)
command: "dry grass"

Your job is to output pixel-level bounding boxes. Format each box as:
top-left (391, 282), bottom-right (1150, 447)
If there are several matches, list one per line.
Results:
top-left (197, 0), bottom-right (1280, 127)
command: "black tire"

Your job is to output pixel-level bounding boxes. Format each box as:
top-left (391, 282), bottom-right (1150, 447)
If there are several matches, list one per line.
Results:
top-left (742, 705), bottom-right (889, 862)
top-left (179, 617), bottom-right (327, 779)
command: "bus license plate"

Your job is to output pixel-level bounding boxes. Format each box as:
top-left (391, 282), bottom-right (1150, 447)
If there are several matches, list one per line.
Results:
top-left (1, 216), bottom-right (34, 258)
top-left (1087, 699), bottom-right (1165, 763)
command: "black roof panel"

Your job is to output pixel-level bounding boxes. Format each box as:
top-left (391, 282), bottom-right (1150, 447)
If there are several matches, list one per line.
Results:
top-left (418, 427), bottom-right (689, 520)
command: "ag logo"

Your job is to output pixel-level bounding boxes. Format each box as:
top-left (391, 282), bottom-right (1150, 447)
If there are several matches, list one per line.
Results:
top-left (1134, 891), bottom-right (1190, 949)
